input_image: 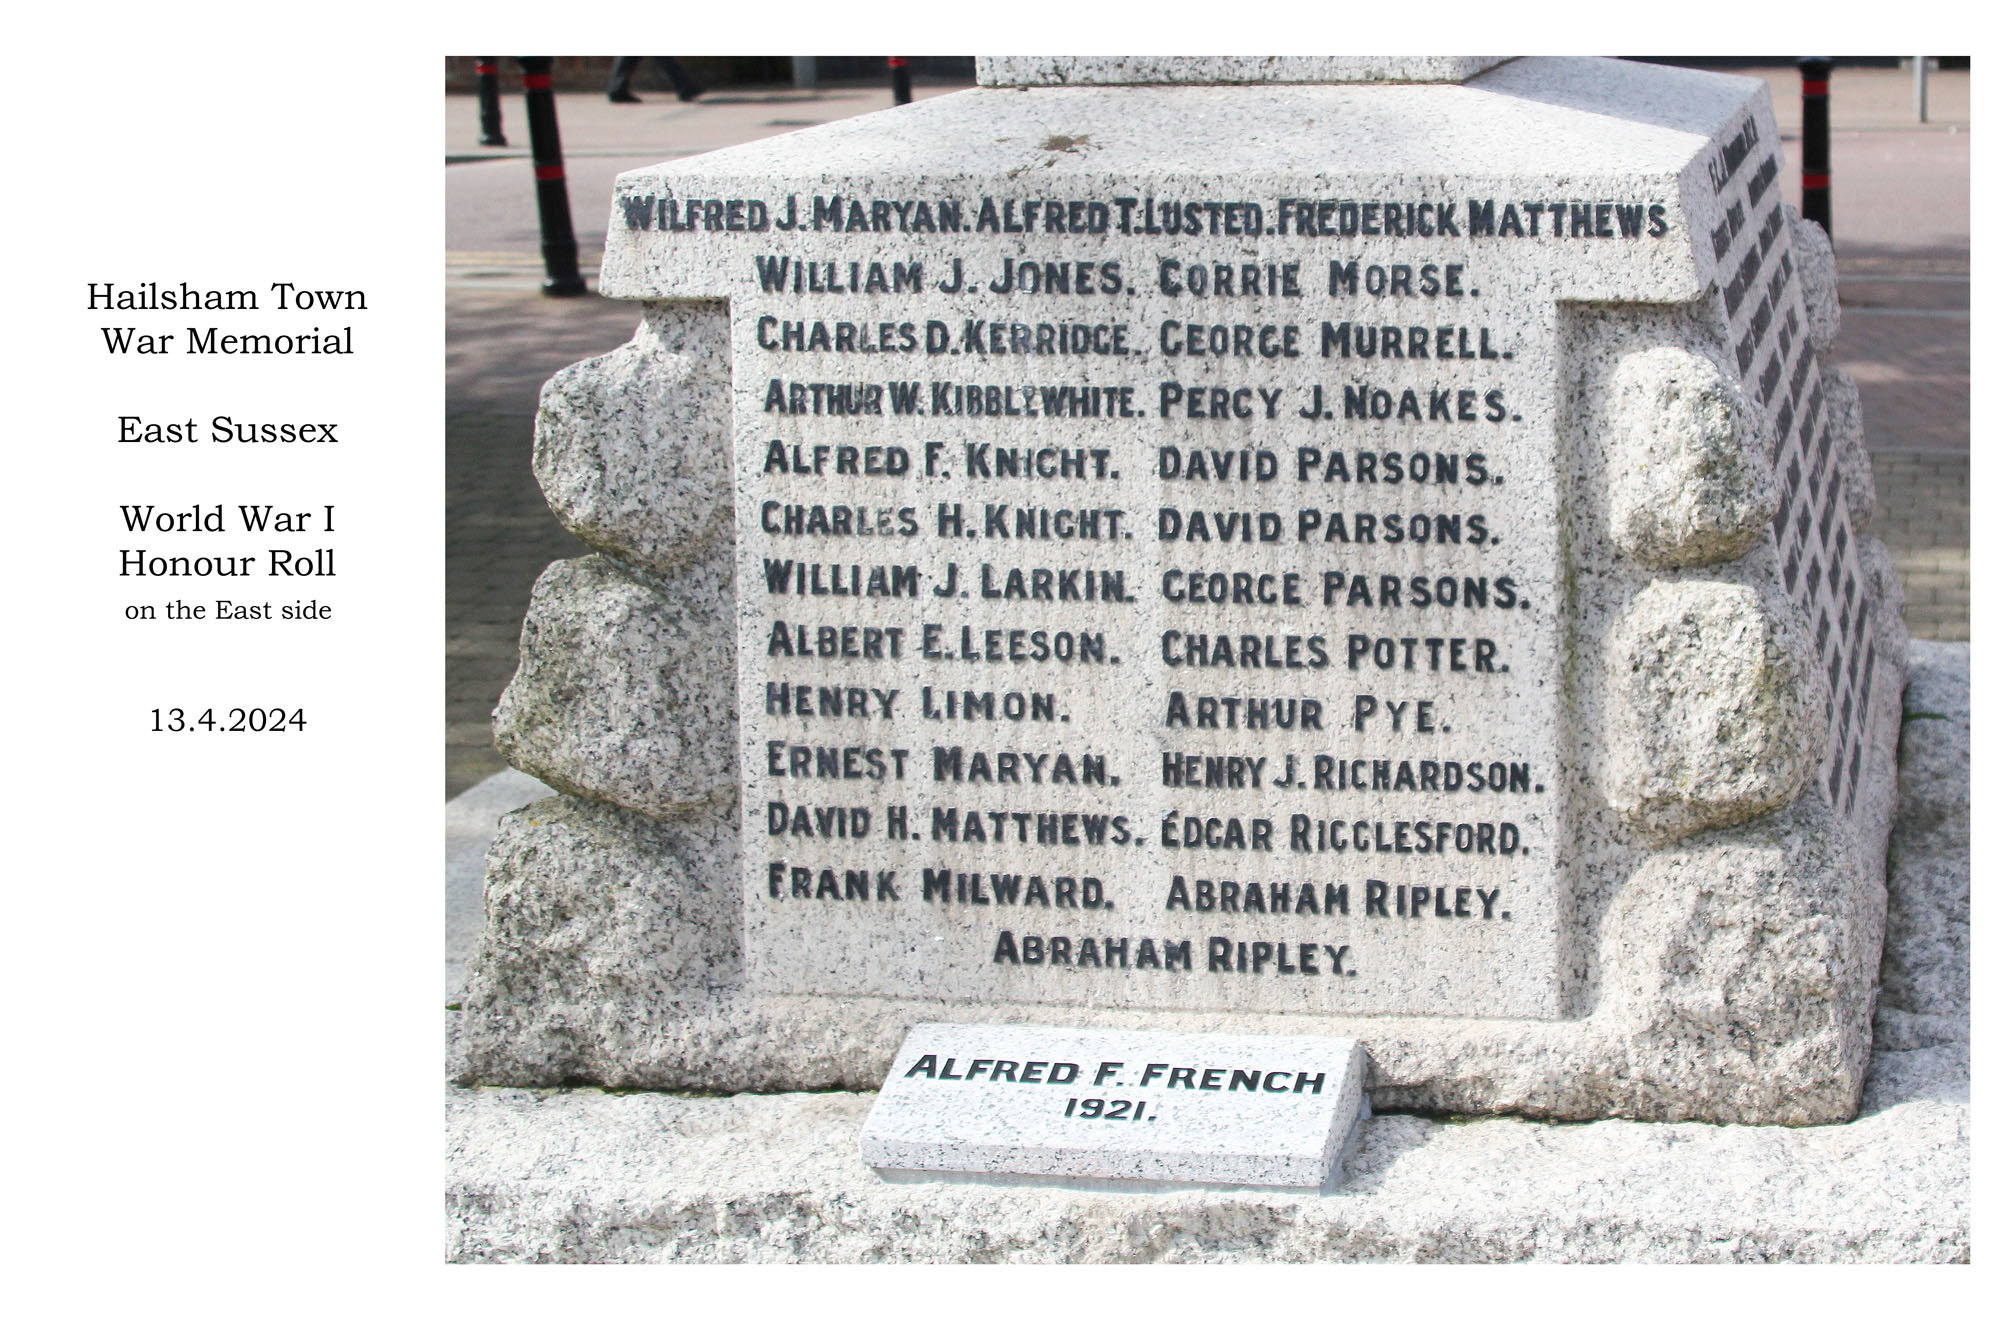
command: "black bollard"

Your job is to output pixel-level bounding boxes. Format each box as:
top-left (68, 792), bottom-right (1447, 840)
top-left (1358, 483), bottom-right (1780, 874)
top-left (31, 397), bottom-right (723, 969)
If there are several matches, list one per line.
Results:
top-left (1800, 58), bottom-right (1832, 238)
top-left (889, 56), bottom-right (912, 105)
top-left (475, 59), bottom-right (506, 146)
top-left (517, 58), bottom-right (588, 296)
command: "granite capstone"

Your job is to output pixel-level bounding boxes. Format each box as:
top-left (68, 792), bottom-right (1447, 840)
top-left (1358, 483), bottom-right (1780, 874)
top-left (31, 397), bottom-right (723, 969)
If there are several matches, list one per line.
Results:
top-left (975, 57), bottom-right (1512, 87)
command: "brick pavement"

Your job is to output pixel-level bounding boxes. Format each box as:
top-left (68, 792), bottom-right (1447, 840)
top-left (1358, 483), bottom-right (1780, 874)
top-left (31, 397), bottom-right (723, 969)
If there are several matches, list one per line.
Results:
top-left (1867, 453), bottom-right (1971, 639)
top-left (1753, 64), bottom-right (1971, 645)
top-left (445, 284), bottom-right (641, 796)
top-left (445, 65), bottom-right (1971, 798)
top-left (1835, 291), bottom-right (1970, 642)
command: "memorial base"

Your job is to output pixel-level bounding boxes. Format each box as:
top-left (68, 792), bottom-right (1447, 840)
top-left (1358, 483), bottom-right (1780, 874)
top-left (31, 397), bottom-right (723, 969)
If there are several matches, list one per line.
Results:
top-left (445, 1044), bottom-right (1963, 1262)
top-left (445, 645), bottom-right (1968, 1262)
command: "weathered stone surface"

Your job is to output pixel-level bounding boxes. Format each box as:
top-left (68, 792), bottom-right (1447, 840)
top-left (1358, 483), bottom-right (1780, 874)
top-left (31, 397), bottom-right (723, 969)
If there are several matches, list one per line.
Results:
top-left (447, 769), bottom-right (556, 1001)
top-left (1786, 205), bottom-right (1841, 352)
top-left (976, 56), bottom-right (1509, 87)
top-left (457, 793), bottom-right (741, 1087)
top-left (532, 302), bottom-right (732, 578)
top-left (658, 65), bottom-right (1757, 1028)
top-left (494, 553), bottom-right (737, 820)
top-left (1837, 532), bottom-right (1911, 893)
top-left (1604, 581), bottom-right (1826, 842)
top-left (1605, 347), bottom-right (1778, 566)
top-left (1598, 795), bottom-right (1879, 1119)
top-left (447, 643), bottom-right (1965, 1260)
top-left (444, 1073), bottom-right (1965, 1262)
top-left (1821, 365), bottom-right (1876, 530)
top-left (1874, 642), bottom-right (1967, 1053)
top-left (449, 796), bottom-right (1877, 1124)
top-left (860, 1025), bottom-right (1368, 1188)
top-left (468, 58), bottom-right (1907, 1125)
top-left (1860, 534), bottom-right (1910, 674)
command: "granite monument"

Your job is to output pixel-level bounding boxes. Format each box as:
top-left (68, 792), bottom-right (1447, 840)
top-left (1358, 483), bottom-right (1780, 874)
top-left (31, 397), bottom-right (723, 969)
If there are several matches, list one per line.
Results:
top-left (457, 55), bottom-right (1906, 1130)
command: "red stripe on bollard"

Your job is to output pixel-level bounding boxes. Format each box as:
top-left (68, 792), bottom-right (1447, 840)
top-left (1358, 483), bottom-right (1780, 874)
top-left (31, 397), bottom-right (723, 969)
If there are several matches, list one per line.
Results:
top-left (889, 57), bottom-right (907, 67)
top-left (534, 164), bottom-right (565, 181)
top-left (475, 62), bottom-right (497, 75)
top-left (1799, 58), bottom-right (1833, 237)
top-left (523, 73), bottom-right (553, 91)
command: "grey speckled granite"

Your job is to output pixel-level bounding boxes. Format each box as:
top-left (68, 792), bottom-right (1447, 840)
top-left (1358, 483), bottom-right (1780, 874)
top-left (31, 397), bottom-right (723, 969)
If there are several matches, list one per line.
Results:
top-left (462, 58), bottom-right (1908, 1126)
top-left (444, 643), bottom-right (1966, 1262)
top-left (975, 57), bottom-right (1511, 87)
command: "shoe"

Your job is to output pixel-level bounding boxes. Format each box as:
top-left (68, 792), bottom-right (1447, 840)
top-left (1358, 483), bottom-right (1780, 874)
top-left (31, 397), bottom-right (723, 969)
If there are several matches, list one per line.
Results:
top-left (677, 87), bottom-right (705, 102)
top-left (608, 90), bottom-right (641, 103)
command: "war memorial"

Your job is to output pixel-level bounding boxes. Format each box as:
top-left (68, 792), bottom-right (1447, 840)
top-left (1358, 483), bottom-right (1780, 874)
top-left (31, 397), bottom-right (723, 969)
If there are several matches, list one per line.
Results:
top-left (445, 56), bottom-right (1969, 1260)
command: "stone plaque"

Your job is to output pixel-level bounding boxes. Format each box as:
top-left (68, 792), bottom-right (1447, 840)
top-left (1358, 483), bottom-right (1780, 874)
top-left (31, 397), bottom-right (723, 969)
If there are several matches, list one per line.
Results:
top-left (860, 1023), bottom-right (1368, 1188)
top-left (682, 96), bottom-right (1627, 1022)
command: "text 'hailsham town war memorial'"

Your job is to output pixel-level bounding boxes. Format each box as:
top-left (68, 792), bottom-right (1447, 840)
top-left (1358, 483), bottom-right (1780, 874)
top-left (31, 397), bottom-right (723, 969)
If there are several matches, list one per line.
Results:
top-left (454, 56), bottom-right (1912, 1188)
